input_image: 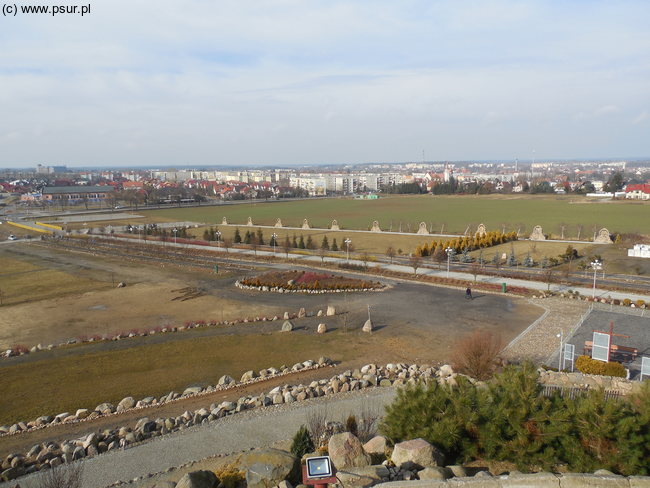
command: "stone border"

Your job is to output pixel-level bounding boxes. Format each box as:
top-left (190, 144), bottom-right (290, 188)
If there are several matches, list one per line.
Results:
top-left (235, 280), bottom-right (385, 294)
top-left (2, 308), bottom-right (320, 360)
top-left (0, 362), bottom-right (457, 481)
top-left (0, 358), bottom-right (332, 438)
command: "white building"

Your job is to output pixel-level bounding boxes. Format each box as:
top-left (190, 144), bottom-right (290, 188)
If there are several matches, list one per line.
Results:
top-left (628, 244), bottom-right (650, 258)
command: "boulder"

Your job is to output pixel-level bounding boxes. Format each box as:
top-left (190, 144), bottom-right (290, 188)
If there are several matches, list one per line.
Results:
top-left (237, 448), bottom-right (299, 488)
top-left (391, 438), bottom-right (444, 468)
top-left (418, 467), bottom-right (453, 480)
top-left (438, 365), bottom-right (454, 377)
top-left (117, 397), bottom-right (136, 412)
top-left (317, 323), bottom-right (327, 334)
top-left (326, 305), bottom-right (336, 316)
top-left (281, 321), bottom-right (294, 332)
top-left (363, 436), bottom-right (388, 455)
top-left (335, 471), bottom-right (376, 488)
top-left (362, 320), bottom-right (373, 332)
top-left (151, 482), bottom-right (177, 488)
top-left (447, 465), bottom-right (467, 477)
top-left (218, 375), bottom-right (235, 386)
top-left (183, 386), bottom-right (203, 396)
top-left (241, 370), bottom-right (257, 382)
top-left (298, 308), bottom-right (306, 318)
top-left (328, 432), bottom-right (371, 469)
top-left (176, 470), bottom-right (219, 488)
top-left (75, 409), bottom-right (90, 419)
top-left (95, 403), bottom-right (115, 414)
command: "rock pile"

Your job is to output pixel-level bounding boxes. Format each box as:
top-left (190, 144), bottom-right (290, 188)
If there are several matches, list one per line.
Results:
top-left (0, 362), bottom-right (463, 481)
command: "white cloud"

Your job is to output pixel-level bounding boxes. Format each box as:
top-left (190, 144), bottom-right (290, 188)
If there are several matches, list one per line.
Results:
top-left (0, 0), bottom-right (649, 165)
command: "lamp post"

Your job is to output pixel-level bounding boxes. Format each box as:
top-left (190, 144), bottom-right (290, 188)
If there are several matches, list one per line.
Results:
top-left (344, 238), bottom-right (352, 262)
top-left (173, 227), bottom-right (178, 245)
top-left (591, 259), bottom-right (602, 298)
top-left (556, 330), bottom-right (564, 370)
top-left (215, 230), bottom-right (221, 248)
top-left (445, 247), bottom-right (454, 278)
top-left (271, 232), bottom-right (278, 254)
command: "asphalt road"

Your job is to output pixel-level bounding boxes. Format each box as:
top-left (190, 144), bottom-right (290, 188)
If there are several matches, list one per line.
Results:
top-left (0, 388), bottom-right (397, 488)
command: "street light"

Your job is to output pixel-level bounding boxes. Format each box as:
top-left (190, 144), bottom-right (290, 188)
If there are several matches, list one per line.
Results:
top-left (556, 331), bottom-right (564, 370)
top-left (271, 232), bottom-right (278, 254)
top-left (445, 247), bottom-right (454, 278)
top-left (215, 230), bottom-right (221, 248)
top-left (173, 227), bottom-right (178, 245)
top-left (591, 259), bottom-right (602, 298)
top-left (344, 238), bottom-right (352, 262)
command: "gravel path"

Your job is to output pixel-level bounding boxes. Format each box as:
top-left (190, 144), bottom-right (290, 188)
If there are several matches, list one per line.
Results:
top-left (502, 297), bottom-right (588, 363)
top-left (1, 388), bottom-right (397, 488)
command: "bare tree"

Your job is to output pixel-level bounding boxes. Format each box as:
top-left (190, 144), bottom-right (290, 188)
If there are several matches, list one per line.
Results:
top-left (470, 262), bottom-right (481, 283)
top-left (385, 246), bottom-right (396, 264)
top-left (221, 237), bottom-right (231, 254)
top-left (318, 246), bottom-right (327, 264)
top-left (451, 330), bottom-right (503, 381)
top-left (409, 255), bottom-right (422, 276)
top-left (433, 246), bottom-right (445, 270)
top-left (360, 252), bottom-right (371, 270)
top-left (543, 268), bottom-right (556, 291)
top-left (283, 236), bottom-right (292, 258)
top-left (250, 235), bottom-right (259, 256)
top-left (307, 406), bottom-right (329, 448)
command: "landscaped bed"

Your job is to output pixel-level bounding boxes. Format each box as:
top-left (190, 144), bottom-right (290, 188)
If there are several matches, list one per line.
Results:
top-left (237, 270), bottom-right (385, 293)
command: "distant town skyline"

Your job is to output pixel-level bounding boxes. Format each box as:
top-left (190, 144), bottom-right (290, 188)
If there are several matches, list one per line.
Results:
top-left (1, 1), bottom-right (649, 168)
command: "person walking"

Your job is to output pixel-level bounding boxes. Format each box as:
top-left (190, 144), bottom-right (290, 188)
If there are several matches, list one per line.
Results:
top-left (465, 287), bottom-right (472, 300)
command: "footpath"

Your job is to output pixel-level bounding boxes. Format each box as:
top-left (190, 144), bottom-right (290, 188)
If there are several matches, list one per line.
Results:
top-left (0, 388), bottom-right (397, 488)
top-left (109, 236), bottom-right (650, 302)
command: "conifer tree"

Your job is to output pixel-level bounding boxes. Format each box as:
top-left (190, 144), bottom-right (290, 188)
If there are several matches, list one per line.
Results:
top-left (321, 235), bottom-right (330, 250)
top-left (234, 227), bottom-right (242, 244)
top-left (331, 238), bottom-right (338, 251)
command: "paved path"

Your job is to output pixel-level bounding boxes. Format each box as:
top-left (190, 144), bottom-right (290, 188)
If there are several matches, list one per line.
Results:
top-left (1, 388), bottom-right (397, 488)
top-left (107, 236), bottom-right (650, 302)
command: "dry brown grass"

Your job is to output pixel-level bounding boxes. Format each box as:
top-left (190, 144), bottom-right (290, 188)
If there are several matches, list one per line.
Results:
top-left (0, 329), bottom-right (369, 425)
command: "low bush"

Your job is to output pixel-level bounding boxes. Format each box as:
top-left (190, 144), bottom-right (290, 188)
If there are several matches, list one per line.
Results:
top-left (451, 330), bottom-right (503, 381)
top-left (576, 355), bottom-right (626, 377)
top-left (290, 425), bottom-right (315, 459)
top-left (623, 298), bottom-right (632, 306)
top-left (213, 464), bottom-right (245, 488)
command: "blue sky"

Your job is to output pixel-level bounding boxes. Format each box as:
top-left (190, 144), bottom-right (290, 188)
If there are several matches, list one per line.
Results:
top-left (1, 0), bottom-right (649, 167)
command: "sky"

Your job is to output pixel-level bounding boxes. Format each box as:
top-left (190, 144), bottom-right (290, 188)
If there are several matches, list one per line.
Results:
top-left (1, 0), bottom-right (649, 168)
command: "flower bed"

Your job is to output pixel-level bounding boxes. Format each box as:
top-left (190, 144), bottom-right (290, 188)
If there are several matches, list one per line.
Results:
top-left (238, 270), bottom-right (384, 293)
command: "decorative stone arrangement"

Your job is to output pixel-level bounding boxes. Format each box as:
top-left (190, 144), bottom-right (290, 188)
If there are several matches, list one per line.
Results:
top-left (416, 222), bottom-right (429, 235)
top-left (235, 281), bottom-right (384, 294)
top-left (0, 362), bottom-right (459, 480)
top-left (0, 358), bottom-right (334, 439)
top-left (529, 225), bottom-right (546, 241)
top-left (331, 219), bottom-right (340, 231)
top-left (274, 218), bottom-right (283, 228)
top-left (594, 228), bottom-right (613, 244)
top-left (476, 223), bottom-right (487, 237)
top-left (370, 221), bottom-right (381, 232)
top-left (301, 219), bottom-right (310, 229)
top-left (2, 309), bottom-right (320, 360)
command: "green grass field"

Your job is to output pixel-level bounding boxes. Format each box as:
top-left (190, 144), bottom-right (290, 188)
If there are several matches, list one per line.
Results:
top-left (139, 195), bottom-right (650, 238)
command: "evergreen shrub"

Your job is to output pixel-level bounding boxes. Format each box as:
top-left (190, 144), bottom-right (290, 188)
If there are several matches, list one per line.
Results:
top-left (380, 364), bottom-right (650, 474)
